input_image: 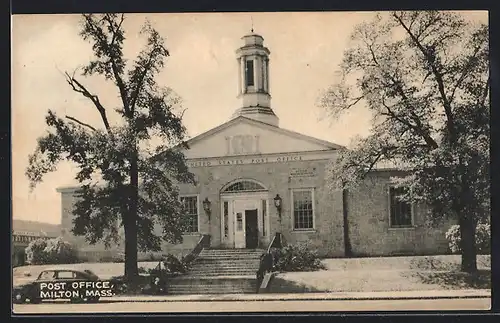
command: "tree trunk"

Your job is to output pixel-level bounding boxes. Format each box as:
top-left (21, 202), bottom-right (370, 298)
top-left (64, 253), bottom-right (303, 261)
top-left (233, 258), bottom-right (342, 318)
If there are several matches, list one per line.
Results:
top-left (342, 184), bottom-right (353, 257)
top-left (124, 152), bottom-right (139, 279)
top-left (459, 212), bottom-right (477, 273)
top-left (123, 216), bottom-right (138, 279)
top-left (456, 168), bottom-right (478, 274)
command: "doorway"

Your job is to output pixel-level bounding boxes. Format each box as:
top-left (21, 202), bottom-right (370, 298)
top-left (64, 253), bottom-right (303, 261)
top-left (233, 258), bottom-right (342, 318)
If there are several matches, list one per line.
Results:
top-left (225, 197), bottom-right (268, 249)
top-left (245, 209), bottom-right (259, 249)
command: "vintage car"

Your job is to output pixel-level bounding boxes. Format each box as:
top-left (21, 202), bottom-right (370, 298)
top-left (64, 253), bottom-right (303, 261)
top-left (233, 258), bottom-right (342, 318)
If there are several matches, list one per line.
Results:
top-left (12, 268), bottom-right (108, 304)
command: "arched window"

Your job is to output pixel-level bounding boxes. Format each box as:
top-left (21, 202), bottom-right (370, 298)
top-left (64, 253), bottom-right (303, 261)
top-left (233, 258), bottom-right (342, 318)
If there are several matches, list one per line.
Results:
top-left (222, 180), bottom-right (266, 193)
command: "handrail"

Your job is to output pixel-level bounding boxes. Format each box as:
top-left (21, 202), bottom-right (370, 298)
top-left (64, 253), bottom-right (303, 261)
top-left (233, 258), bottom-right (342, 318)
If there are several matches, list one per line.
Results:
top-left (256, 232), bottom-right (284, 292)
top-left (266, 234), bottom-right (277, 254)
top-left (182, 234), bottom-right (211, 265)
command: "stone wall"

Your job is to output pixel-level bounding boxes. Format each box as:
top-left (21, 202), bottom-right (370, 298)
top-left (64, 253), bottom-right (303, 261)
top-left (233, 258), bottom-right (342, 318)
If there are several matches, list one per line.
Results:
top-left (178, 158), bottom-right (345, 257)
top-left (346, 171), bottom-right (455, 257)
top-left (58, 163), bottom-right (454, 261)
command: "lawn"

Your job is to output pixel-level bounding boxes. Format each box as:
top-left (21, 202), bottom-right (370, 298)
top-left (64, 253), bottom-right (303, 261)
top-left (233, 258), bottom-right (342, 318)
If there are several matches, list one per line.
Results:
top-left (269, 255), bottom-right (491, 293)
top-left (13, 255), bottom-right (491, 294)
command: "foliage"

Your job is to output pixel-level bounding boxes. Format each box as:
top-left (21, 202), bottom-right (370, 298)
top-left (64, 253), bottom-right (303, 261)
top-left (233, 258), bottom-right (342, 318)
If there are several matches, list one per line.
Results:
top-left (162, 254), bottom-right (188, 273)
top-left (446, 223), bottom-right (491, 255)
top-left (99, 255), bottom-right (125, 263)
top-left (144, 254), bottom-right (188, 275)
top-left (318, 11), bottom-right (489, 272)
top-left (271, 243), bottom-right (326, 272)
top-left (25, 237), bottom-right (78, 265)
top-left (25, 14), bottom-right (195, 278)
top-left (25, 239), bottom-right (48, 265)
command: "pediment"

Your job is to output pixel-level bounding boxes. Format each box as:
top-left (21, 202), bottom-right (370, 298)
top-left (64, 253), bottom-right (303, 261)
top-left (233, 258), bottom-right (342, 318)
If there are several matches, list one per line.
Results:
top-left (183, 116), bottom-right (342, 159)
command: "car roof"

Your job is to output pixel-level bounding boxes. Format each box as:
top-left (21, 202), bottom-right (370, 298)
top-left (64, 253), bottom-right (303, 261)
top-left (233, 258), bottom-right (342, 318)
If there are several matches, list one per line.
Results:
top-left (40, 268), bottom-right (85, 273)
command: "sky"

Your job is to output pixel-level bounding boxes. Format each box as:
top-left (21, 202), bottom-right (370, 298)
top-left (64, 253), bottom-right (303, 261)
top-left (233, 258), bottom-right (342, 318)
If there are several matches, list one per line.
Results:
top-left (11, 11), bottom-right (488, 225)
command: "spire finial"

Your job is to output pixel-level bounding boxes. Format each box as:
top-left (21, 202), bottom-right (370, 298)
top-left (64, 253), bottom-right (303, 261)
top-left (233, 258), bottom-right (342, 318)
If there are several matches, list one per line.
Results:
top-left (251, 16), bottom-right (254, 33)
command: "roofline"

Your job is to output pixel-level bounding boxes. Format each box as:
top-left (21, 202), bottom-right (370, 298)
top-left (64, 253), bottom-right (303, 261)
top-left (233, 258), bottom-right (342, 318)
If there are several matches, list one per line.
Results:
top-left (184, 116), bottom-right (344, 150)
top-left (242, 33), bottom-right (264, 39)
top-left (56, 186), bottom-right (82, 193)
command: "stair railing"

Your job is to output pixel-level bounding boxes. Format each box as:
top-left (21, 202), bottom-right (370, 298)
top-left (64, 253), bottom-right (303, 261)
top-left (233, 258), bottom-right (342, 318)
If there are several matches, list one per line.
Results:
top-left (182, 234), bottom-right (211, 266)
top-left (256, 232), bottom-right (284, 292)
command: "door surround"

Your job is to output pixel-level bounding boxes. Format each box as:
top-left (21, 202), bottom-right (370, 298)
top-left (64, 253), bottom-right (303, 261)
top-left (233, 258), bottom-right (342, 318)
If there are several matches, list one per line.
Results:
top-left (220, 179), bottom-right (270, 248)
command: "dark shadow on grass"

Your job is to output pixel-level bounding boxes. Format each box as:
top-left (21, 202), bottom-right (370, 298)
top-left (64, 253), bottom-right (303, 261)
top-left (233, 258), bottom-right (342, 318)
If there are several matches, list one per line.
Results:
top-left (267, 276), bottom-right (324, 293)
top-left (411, 269), bottom-right (491, 289)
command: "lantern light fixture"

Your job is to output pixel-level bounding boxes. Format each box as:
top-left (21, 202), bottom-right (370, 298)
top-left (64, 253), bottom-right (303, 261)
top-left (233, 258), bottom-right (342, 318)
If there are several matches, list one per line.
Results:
top-left (274, 194), bottom-right (282, 218)
top-left (202, 197), bottom-right (212, 221)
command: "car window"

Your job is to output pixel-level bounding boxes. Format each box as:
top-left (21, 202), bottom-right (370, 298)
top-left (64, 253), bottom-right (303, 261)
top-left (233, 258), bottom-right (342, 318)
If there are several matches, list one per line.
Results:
top-left (57, 271), bottom-right (76, 279)
top-left (84, 269), bottom-right (96, 276)
top-left (38, 271), bottom-right (56, 280)
top-left (74, 271), bottom-right (89, 279)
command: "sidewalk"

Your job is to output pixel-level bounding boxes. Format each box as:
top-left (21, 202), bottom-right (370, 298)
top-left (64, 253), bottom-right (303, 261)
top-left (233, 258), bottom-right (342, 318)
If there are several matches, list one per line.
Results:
top-left (105, 289), bottom-right (491, 303)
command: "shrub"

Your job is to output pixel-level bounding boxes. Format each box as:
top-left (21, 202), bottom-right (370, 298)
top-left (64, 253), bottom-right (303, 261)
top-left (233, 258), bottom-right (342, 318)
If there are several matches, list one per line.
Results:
top-left (163, 254), bottom-right (188, 273)
top-left (25, 237), bottom-right (78, 265)
top-left (25, 239), bottom-right (48, 265)
top-left (445, 223), bottom-right (491, 255)
top-left (270, 243), bottom-right (326, 272)
top-left (43, 237), bottom-right (79, 264)
top-left (143, 254), bottom-right (188, 277)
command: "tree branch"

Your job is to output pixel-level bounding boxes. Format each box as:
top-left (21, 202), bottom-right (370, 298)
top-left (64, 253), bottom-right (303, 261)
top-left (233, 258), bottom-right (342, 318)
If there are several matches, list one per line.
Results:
top-left (179, 108), bottom-right (188, 121)
top-left (65, 115), bottom-right (97, 132)
top-left (103, 15), bottom-right (131, 118)
top-left (128, 55), bottom-right (155, 114)
top-left (393, 12), bottom-right (457, 144)
top-left (105, 14), bottom-right (125, 48)
top-left (380, 99), bottom-right (415, 129)
top-left (480, 75), bottom-right (490, 107)
top-left (449, 44), bottom-right (483, 103)
top-left (85, 13), bottom-right (130, 118)
top-left (366, 41), bottom-right (439, 150)
top-left (65, 71), bottom-right (112, 135)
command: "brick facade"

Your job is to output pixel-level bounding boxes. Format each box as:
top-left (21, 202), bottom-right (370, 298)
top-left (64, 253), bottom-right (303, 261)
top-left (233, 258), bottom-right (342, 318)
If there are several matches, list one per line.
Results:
top-left (345, 171), bottom-right (454, 257)
top-left (58, 158), bottom-right (453, 261)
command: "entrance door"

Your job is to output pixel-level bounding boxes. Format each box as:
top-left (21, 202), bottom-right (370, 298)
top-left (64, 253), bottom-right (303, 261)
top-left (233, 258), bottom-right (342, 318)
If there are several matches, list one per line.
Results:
top-left (245, 209), bottom-right (258, 249)
top-left (234, 210), bottom-right (245, 249)
top-left (233, 199), bottom-right (260, 249)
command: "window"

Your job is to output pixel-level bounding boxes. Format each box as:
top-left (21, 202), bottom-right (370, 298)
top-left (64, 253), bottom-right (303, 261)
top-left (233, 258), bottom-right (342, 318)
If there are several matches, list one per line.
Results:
top-left (245, 60), bottom-right (254, 86)
top-left (223, 180), bottom-right (266, 193)
top-left (389, 187), bottom-right (413, 228)
top-left (180, 196), bottom-right (199, 233)
top-left (223, 201), bottom-right (229, 238)
top-left (57, 271), bottom-right (75, 279)
top-left (292, 189), bottom-right (315, 230)
top-left (75, 271), bottom-right (89, 279)
top-left (262, 199), bottom-right (267, 236)
top-left (265, 59), bottom-right (269, 90)
top-left (39, 271), bottom-right (56, 280)
top-left (260, 58), bottom-right (265, 91)
top-left (236, 213), bottom-right (243, 231)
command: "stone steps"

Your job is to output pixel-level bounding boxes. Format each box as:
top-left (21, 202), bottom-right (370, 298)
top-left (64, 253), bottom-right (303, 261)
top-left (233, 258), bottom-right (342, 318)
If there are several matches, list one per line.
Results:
top-left (189, 267), bottom-right (258, 271)
top-left (188, 270), bottom-right (258, 276)
top-left (166, 249), bottom-right (262, 295)
top-left (167, 277), bottom-right (256, 294)
top-left (199, 251), bottom-right (264, 255)
top-left (191, 260), bottom-right (261, 267)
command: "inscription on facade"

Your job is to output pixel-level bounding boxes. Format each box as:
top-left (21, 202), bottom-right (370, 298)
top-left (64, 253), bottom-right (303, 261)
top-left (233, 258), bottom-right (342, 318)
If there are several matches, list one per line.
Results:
top-left (225, 135), bottom-right (260, 155)
top-left (187, 155), bottom-right (303, 168)
top-left (290, 167), bottom-right (317, 177)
